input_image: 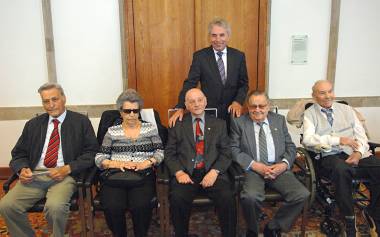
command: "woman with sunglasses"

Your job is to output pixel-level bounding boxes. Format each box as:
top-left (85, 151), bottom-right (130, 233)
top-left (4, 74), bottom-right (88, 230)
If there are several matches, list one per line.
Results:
top-left (95, 89), bottom-right (164, 237)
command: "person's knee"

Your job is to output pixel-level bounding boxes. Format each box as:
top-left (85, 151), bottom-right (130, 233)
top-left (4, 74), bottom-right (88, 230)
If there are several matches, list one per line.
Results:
top-left (333, 164), bottom-right (352, 178)
top-left (44, 201), bottom-right (70, 218)
top-left (241, 191), bottom-right (262, 206)
top-left (0, 196), bottom-right (19, 215)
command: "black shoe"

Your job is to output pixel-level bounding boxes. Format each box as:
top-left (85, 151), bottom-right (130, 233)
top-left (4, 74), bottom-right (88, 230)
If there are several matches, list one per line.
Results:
top-left (345, 217), bottom-right (357, 237)
top-left (246, 230), bottom-right (258, 237)
top-left (263, 224), bottom-right (281, 237)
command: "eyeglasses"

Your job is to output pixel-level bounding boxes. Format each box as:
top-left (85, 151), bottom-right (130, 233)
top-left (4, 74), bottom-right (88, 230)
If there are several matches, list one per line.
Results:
top-left (122, 109), bottom-right (140, 114)
top-left (248, 104), bottom-right (268, 109)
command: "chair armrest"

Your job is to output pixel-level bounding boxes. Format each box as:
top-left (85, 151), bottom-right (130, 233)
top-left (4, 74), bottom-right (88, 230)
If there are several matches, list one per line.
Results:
top-left (3, 173), bottom-right (19, 193)
top-left (84, 166), bottom-right (99, 188)
top-left (227, 160), bottom-right (245, 193)
top-left (156, 162), bottom-right (170, 184)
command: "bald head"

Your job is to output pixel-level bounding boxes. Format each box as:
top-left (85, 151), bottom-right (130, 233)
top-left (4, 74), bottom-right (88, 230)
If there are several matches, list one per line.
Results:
top-left (312, 80), bottom-right (335, 108)
top-left (185, 88), bottom-right (207, 116)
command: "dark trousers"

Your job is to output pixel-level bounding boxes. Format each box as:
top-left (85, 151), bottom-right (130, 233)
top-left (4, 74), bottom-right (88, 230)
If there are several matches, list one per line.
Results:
top-left (319, 153), bottom-right (380, 219)
top-left (100, 174), bottom-right (155, 237)
top-left (169, 169), bottom-right (237, 237)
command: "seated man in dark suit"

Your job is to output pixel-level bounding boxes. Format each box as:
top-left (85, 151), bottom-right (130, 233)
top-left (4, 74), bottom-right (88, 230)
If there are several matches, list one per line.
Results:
top-left (168, 18), bottom-right (248, 127)
top-left (0, 83), bottom-right (99, 237)
top-left (230, 91), bottom-right (309, 237)
top-left (165, 88), bottom-right (237, 237)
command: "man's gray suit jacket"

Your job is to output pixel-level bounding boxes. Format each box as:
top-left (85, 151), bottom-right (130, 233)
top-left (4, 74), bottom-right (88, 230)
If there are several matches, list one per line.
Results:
top-left (230, 111), bottom-right (296, 170)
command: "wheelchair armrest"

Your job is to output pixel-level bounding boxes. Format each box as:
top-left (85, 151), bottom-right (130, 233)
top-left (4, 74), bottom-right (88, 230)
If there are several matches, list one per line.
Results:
top-left (369, 141), bottom-right (380, 155)
top-left (3, 173), bottom-right (19, 193)
top-left (156, 162), bottom-right (170, 185)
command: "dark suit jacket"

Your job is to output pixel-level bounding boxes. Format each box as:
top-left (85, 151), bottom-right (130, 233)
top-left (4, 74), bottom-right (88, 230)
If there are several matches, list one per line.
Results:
top-left (230, 112), bottom-right (296, 170)
top-left (165, 113), bottom-right (232, 178)
top-left (176, 46), bottom-right (249, 119)
top-left (10, 110), bottom-right (99, 178)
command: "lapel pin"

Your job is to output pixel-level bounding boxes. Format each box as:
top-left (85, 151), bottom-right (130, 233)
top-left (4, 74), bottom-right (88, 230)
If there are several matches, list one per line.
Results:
top-left (274, 128), bottom-right (278, 131)
top-left (207, 127), bottom-right (211, 130)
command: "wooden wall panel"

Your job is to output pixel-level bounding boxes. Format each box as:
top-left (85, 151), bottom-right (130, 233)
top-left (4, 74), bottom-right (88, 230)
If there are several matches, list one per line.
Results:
top-left (194, 0), bottom-right (260, 91)
top-left (132, 0), bottom-right (195, 124)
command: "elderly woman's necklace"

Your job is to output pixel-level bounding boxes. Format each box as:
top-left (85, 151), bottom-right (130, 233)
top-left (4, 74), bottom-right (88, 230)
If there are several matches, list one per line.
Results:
top-left (123, 121), bottom-right (141, 140)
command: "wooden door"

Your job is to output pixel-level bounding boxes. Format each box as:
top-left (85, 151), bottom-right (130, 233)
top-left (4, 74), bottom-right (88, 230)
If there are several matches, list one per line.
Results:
top-left (125, 0), bottom-right (268, 125)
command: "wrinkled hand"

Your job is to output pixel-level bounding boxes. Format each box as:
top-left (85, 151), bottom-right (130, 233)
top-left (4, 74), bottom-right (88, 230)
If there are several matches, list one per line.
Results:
top-left (266, 163), bottom-right (287, 180)
top-left (49, 165), bottom-right (71, 181)
top-left (175, 170), bottom-right (193, 184)
top-left (345, 152), bottom-right (361, 166)
top-left (251, 162), bottom-right (271, 177)
top-left (200, 169), bottom-right (219, 188)
top-left (135, 160), bottom-right (152, 171)
top-left (19, 168), bottom-right (33, 184)
top-left (340, 137), bottom-right (360, 150)
top-left (228, 101), bottom-right (243, 118)
top-left (168, 109), bottom-right (184, 128)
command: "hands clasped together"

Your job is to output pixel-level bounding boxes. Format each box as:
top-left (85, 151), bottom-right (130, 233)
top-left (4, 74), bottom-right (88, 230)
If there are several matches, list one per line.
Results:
top-left (19, 165), bottom-right (71, 184)
top-left (252, 162), bottom-right (288, 180)
top-left (175, 169), bottom-right (219, 188)
top-left (102, 159), bottom-right (154, 172)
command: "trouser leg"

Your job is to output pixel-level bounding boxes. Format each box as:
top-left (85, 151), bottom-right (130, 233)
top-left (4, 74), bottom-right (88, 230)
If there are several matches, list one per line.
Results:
top-left (100, 184), bottom-right (128, 237)
top-left (0, 180), bottom-right (46, 237)
top-left (268, 171), bottom-right (310, 231)
top-left (44, 175), bottom-right (76, 237)
top-left (207, 176), bottom-right (237, 237)
top-left (128, 175), bottom-right (155, 237)
top-left (240, 172), bottom-right (265, 235)
top-left (321, 153), bottom-right (355, 217)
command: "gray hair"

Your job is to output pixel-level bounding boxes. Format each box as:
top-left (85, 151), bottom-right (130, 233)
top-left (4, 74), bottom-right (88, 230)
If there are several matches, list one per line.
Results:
top-left (38, 82), bottom-right (65, 96)
top-left (116, 89), bottom-right (144, 111)
top-left (246, 90), bottom-right (270, 105)
top-left (208, 18), bottom-right (231, 36)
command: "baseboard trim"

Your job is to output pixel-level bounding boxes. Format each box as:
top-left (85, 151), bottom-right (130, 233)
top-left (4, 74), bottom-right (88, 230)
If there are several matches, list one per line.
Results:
top-left (0, 167), bottom-right (12, 180)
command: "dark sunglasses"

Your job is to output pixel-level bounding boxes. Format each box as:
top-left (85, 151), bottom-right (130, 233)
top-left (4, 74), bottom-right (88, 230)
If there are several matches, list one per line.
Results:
top-left (122, 109), bottom-right (140, 114)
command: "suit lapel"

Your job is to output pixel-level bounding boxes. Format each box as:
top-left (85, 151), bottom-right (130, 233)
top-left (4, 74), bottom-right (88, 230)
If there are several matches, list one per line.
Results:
top-left (267, 113), bottom-right (279, 160)
top-left (243, 115), bottom-right (257, 160)
top-left (203, 115), bottom-right (213, 154)
top-left (39, 115), bottom-right (49, 157)
top-left (183, 115), bottom-right (195, 149)
top-left (226, 47), bottom-right (233, 85)
top-left (206, 46), bottom-right (224, 86)
top-left (60, 111), bottom-right (69, 162)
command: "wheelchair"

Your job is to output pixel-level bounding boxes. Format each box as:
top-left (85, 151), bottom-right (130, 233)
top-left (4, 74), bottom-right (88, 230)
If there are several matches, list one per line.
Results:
top-left (293, 101), bottom-right (380, 236)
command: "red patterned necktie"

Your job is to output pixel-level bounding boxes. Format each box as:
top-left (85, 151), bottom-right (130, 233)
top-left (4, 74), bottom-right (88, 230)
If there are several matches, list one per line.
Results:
top-left (195, 118), bottom-right (205, 169)
top-left (44, 119), bottom-right (60, 168)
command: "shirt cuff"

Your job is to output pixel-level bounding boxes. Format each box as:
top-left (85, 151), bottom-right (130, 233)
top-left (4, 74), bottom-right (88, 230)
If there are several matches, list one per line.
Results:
top-left (281, 159), bottom-right (290, 170)
top-left (331, 136), bottom-right (340, 146)
top-left (247, 160), bottom-right (254, 171)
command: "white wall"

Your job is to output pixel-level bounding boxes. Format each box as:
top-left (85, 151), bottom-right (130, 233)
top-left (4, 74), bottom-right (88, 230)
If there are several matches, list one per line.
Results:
top-left (268, 0), bottom-right (331, 99)
top-left (0, 0), bottom-right (48, 106)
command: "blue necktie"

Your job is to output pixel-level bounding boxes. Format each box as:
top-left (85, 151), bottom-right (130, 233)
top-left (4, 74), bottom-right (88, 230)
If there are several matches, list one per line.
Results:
top-left (321, 108), bottom-right (334, 127)
top-left (216, 51), bottom-right (226, 85)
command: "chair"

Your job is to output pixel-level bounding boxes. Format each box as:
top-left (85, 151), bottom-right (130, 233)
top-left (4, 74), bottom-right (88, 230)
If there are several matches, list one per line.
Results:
top-left (83, 108), bottom-right (168, 237)
top-left (300, 101), bottom-right (380, 236)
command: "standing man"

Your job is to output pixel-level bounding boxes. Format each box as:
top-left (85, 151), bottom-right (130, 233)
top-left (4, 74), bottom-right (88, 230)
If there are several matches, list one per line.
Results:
top-left (303, 80), bottom-right (380, 237)
top-left (169, 18), bottom-right (248, 127)
top-left (230, 91), bottom-right (309, 237)
top-left (165, 88), bottom-right (237, 237)
top-left (0, 83), bottom-right (99, 237)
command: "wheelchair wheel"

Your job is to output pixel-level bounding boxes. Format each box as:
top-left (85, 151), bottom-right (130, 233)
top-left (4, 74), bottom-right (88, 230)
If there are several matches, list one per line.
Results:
top-left (294, 147), bottom-right (317, 209)
top-left (320, 217), bottom-right (342, 237)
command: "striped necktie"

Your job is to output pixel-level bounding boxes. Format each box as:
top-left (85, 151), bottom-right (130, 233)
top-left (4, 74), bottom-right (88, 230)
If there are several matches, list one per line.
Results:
top-left (257, 122), bottom-right (268, 164)
top-left (216, 51), bottom-right (226, 85)
top-left (44, 119), bottom-right (60, 168)
top-left (321, 108), bottom-right (333, 126)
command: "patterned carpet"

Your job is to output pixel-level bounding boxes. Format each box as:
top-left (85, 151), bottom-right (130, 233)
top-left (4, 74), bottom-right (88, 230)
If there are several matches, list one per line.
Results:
top-left (0, 182), bottom-right (373, 237)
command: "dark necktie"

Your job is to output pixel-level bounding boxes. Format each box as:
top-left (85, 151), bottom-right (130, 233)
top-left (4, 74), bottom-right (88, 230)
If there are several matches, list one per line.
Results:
top-left (44, 119), bottom-right (60, 168)
top-left (194, 118), bottom-right (205, 169)
top-left (216, 51), bottom-right (226, 85)
top-left (321, 108), bottom-right (334, 126)
top-left (258, 122), bottom-right (268, 164)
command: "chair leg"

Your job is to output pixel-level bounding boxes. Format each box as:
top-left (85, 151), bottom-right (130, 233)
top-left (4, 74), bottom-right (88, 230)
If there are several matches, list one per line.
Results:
top-left (157, 183), bottom-right (171, 237)
top-left (78, 187), bottom-right (87, 237)
top-left (85, 186), bottom-right (95, 237)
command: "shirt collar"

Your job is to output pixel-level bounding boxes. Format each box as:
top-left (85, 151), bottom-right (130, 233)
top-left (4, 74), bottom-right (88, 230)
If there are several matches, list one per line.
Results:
top-left (315, 103), bottom-right (334, 113)
top-left (49, 110), bottom-right (67, 124)
top-left (213, 47), bottom-right (227, 56)
top-left (191, 112), bottom-right (205, 124)
top-left (253, 118), bottom-right (269, 126)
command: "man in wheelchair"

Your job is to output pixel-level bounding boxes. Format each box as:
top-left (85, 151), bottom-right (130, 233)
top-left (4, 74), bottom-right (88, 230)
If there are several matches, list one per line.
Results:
top-left (303, 80), bottom-right (380, 237)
